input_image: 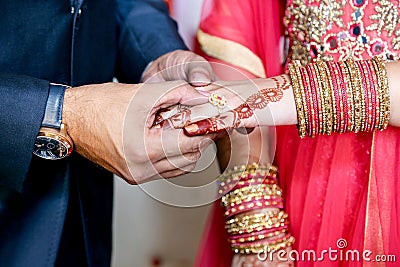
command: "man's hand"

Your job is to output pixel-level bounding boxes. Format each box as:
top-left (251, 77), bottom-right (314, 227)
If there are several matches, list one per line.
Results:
top-left (63, 81), bottom-right (214, 184)
top-left (141, 50), bottom-right (215, 86)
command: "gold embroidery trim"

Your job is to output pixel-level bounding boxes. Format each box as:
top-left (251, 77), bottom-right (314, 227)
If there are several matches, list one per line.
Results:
top-left (197, 29), bottom-right (266, 78)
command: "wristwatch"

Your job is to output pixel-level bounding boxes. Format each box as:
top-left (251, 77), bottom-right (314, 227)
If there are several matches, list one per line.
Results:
top-left (33, 84), bottom-right (73, 160)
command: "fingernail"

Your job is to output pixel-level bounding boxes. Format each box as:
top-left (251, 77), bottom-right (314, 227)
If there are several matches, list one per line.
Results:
top-left (196, 89), bottom-right (211, 97)
top-left (153, 114), bottom-right (163, 126)
top-left (184, 123), bottom-right (202, 136)
top-left (190, 72), bottom-right (211, 86)
top-left (184, 118), bottom-right (228, 136)
top-left (235, 127), bottom-right (255, 135)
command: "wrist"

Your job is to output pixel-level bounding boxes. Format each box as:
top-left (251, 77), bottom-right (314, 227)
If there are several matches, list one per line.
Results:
top-left (61, 83), bottom-right (137, 176)
top-left (33, 83), bottom-right (73, 160)
top-left (386, 61), bottom-right (400, 127)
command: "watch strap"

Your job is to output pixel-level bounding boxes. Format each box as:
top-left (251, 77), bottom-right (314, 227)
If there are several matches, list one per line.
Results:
top-left (42, 84), bottom-right (68, 129)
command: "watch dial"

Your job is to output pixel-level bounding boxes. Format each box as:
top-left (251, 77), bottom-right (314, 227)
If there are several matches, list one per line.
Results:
top-left (33, 136), bottom-right (69, 159)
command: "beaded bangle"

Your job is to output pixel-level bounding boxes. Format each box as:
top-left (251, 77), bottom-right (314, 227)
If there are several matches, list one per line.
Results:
top-left (225, 211), bottom-right (289, 234)
top-left (219, 174), bottom-right (278, 194)
top-left (372, 57), bottom-right (391, 129)
top-left (218, 163), bottom-right (277, 195)
top-left (224, 199), bottom-right (284, 218)
top-left (288, 61), bottom-right (308, 137)
top-left (226, 210), bottom-right (284, 224)
top-left (227, 220), bottom-right (291, 235)
top-left (326, 61), bottom-right (341, 132)
top-left (221, 184), bottom-right (283, 206)
top-left (231, 235), bottom-right (295, 254)
top-left (232, 233), bottom-right (293, 248)
top-left (228, 227), bottom-right (288, 243)
top-left (341, 60), bottom-right (355, 132)
top-left (336, 61), bottom-right (350, 132)
top-left (364, 59), bottom-right (378, 131)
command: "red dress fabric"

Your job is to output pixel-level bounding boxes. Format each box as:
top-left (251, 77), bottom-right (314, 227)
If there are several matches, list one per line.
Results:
top-left (195, 1), bottom-right (400, 266)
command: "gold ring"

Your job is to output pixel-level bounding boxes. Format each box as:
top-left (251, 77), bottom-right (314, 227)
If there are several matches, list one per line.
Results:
top-left (209, 93), bottom-right (227, 113)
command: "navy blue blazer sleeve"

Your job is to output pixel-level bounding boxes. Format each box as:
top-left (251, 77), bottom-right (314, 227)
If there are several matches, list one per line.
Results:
top-left (115, 0), bottom-right (188, 83)
top-left (0, 73), bottom-right (49, 192)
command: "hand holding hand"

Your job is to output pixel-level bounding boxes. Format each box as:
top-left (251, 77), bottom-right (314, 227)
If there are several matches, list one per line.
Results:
top-left (63, 81), bottom-right (214, 184)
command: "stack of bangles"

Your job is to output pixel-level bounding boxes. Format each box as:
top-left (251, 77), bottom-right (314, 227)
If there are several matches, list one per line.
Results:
top-left (288, 57), bottom-right (390, 138)
top-left (218, 163), bottom-right (295, 254)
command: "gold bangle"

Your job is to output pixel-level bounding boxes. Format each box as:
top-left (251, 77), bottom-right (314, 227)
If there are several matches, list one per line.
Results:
top-left (312, 61), bottom-right (326, 134)
top-left (288, 61), bottom-right (308, 137)
top-left (371, 57), bottom-right (390, 130)
top-left (229, 229), bottom-right (287, 244)
top-left (222, 184), bottom-right (283, 207)
top-left (340, 60), bottom-right (355, 132)
top-left (226, 210), bottom-right (283, 224)
top-left (231, 235), bottom-right (295, 254)
top-left (218, 163), bottom-right (278, 194)
top-left (346, 59), bottom-right (363, 133)
top-left (226, 211), bottom-right (289, 233)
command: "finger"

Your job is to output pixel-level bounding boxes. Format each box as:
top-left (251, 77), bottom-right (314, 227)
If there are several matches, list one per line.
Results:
top-left (152, 105), bottom-right (191, 128)
top-left (146, 129), bottom-right (209, 161)
top-left (152, 152), bottom-right (201, 173)
top-left (152, 87), bottom-right (213, 128)
top-left (155, 152), bottom-right (201, 167)
top-left (183, 111), bottom-right (238, 136)
top-left (152, 83), bottom-right (231, 127)
top-left (183, 117), bottom-right (229, 136)
top-left (145, 82), bottom-right (209, 128)
top-left (155, 83), bottom-right (209, 109)
top-left (188, 64), bottom-right (215, 87)
top-left (184, 84), bottom-right (246, 122)
top-left (158, 163), bottom-right (197, 179)
top-left (142, 74), bottom-right (167, 83)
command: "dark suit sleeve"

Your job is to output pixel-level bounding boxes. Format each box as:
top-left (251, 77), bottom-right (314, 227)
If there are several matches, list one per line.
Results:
top-left (115, 0), bottom-right (188, 83)
top-left (0, 73), bottom-right (49, 192)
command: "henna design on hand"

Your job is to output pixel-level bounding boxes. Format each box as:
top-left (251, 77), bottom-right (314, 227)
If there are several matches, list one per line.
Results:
top-left (272, 75), bottom-right (291, 91)
top-left (153, 104), bottom-right (191, 129)
top-left (260, 87), bottom-right (283, 102)
top-left (233, 103), bottom-right (254, 119)
top-left (184, 116), bottom-right (229, 136)
top-left (228, 77), bottom-right (286, 129)
top-left (153, 75), bottom-right (291, 135)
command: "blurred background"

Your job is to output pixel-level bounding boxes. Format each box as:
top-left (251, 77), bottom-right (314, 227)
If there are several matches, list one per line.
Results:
top-left (111, 1), bottom-right (220, 266)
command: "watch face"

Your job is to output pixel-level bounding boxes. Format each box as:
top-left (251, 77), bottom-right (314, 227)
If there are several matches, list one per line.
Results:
top-left (33, 136), bottom-right (70, 159)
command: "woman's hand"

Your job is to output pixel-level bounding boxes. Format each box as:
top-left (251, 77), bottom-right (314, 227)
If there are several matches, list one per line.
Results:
top-left (185, 75), bottom-right (297, 136)
top-left (153, 75), bottom-right (297, 135)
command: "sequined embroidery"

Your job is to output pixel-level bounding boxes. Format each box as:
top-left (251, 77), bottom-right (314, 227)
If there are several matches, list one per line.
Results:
top-left (285, 0), bottom-right (400, 65)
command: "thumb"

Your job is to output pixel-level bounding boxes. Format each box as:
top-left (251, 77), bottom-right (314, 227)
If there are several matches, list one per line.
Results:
top-left (152, 82), bottom-right (208, 109)
top-left (183, 103), bottom-right (258, 136)
top-left (188, 64), bottom-right (215, 87)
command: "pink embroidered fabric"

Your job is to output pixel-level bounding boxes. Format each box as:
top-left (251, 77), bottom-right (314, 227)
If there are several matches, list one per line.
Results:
top-left (195, 1), bottom-right (400, 266)
top-left (285, 0), bottom-right (400, 64)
